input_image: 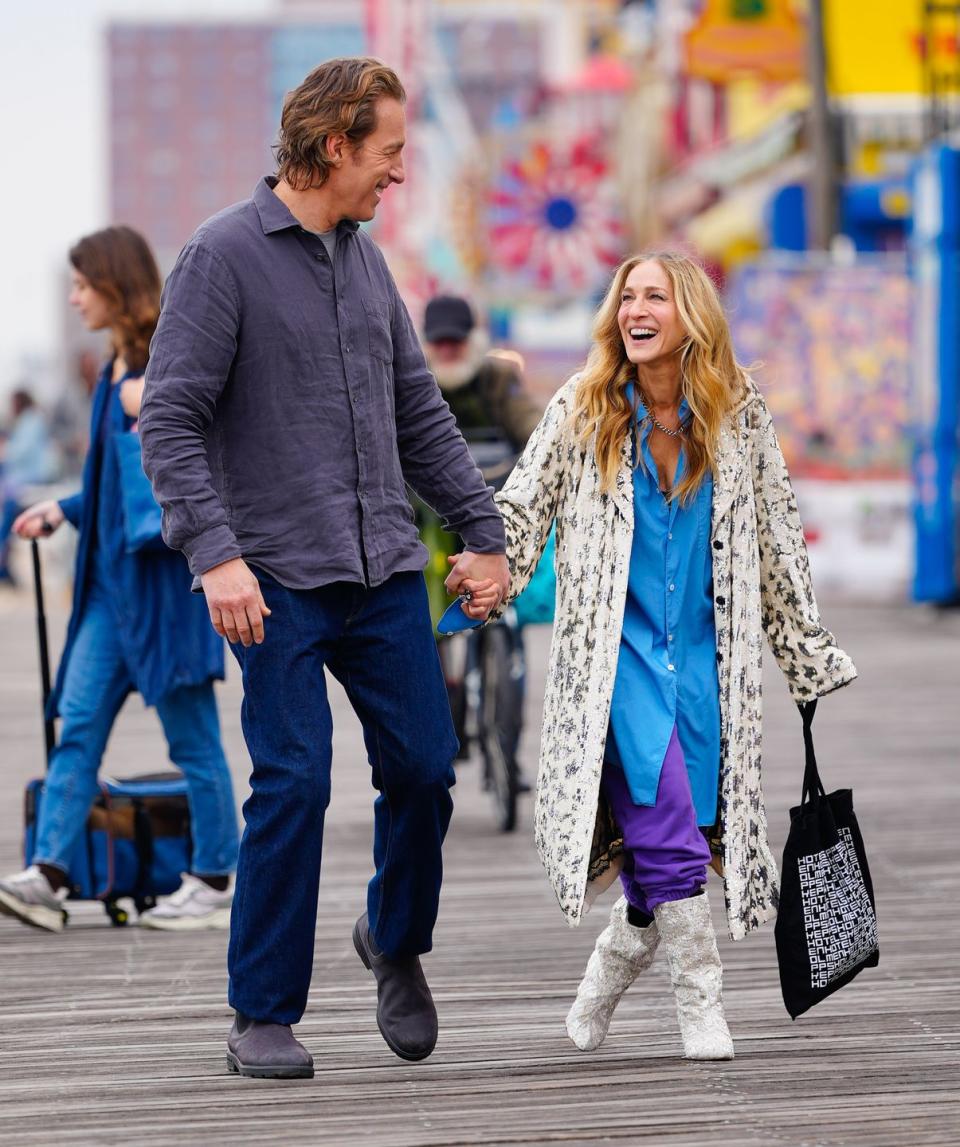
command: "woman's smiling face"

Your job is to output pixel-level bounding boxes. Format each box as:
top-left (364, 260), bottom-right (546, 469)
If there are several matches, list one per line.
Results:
top-left (617, 260), bottom-right (687, 371)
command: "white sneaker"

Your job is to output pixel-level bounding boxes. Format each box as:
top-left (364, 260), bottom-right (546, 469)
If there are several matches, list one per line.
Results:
top-left (0, 866), bottom-right (69, 932)
top-left (139, 873), bottom-right (233, 931)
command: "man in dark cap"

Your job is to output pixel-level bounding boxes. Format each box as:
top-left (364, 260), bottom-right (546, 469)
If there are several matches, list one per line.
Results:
top-left (422, 295), bottom-right (541, 450)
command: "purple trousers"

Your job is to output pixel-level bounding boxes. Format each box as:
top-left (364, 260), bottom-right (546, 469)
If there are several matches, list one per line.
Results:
top-left (601, 724), bottom-right (711, 917)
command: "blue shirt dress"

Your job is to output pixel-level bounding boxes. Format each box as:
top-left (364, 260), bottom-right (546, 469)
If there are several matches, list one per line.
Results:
top-left (605, 393), bottom-right (721, 826)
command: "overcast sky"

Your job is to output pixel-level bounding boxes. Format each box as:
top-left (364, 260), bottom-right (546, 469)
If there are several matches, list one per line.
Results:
top-left (0, 0), bottom-right (271, 392)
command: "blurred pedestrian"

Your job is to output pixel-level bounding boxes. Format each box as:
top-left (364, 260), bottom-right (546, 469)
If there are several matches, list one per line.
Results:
top-left (0, 389), bottom-right (60, 584)
top-left (139, 57), bottom-right (508, 1079)
top-left (422, 294), bottom-right (541, 450)
top-left (0, 226), bottom-right (239, 935)
top-left (420, 294), bottom-right (543, 783)
top-left (467, 251), bottom-right (857, 1061)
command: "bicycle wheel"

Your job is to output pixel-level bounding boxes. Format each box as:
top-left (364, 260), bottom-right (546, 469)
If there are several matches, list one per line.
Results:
top-left (478, 623), bottom-right (523, 832)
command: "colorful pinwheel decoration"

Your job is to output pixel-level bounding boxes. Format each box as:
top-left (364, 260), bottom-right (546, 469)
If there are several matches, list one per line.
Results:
top-left (487, 136), bottom-right (624, 293)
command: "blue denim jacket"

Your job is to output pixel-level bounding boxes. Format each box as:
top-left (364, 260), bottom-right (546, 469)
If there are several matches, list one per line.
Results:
top-left (53, 364), bottom-right (224, 715)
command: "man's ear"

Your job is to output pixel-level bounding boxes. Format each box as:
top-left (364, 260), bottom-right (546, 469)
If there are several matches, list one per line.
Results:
top-left (325, 132), bottom-right (348, 167)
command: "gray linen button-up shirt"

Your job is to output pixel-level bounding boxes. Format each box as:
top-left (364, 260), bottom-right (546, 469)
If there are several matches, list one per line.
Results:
top-left (140, 177), bottom-right (505, 589)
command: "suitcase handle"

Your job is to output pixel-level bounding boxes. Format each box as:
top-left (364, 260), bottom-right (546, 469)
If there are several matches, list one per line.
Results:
top-left (30, 539), bottom-right (56, 768)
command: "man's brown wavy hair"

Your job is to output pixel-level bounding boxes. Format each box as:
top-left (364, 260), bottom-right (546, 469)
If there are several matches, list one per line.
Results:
top-left (275, 57), bottom-right (406, 191)
top-left (69, 226), bottom-right (161, 374)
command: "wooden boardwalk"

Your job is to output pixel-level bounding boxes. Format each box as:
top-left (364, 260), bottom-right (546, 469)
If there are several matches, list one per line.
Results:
top-left (0, 590), bottom-right (957, 1147)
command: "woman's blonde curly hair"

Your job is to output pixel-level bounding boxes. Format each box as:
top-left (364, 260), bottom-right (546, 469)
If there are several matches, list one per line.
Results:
top-left (572, 250), bottom-right (749, 503)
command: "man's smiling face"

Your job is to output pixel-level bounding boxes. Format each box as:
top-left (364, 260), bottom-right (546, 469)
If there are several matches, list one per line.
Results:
top-left (329, 97), bottom-right (406, 223)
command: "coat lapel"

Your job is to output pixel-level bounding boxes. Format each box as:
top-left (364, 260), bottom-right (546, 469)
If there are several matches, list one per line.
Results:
top-left (711, 400), bottom-right (753, 537)
top-left (612, 431), bottom-right (634, 522)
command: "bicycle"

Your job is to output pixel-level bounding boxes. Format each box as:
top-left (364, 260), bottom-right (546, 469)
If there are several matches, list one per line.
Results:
top-left (415, 431), bottom-right (527, 833)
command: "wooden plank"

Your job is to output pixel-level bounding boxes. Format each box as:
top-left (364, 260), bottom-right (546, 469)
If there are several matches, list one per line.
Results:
top-left (0, 593), bottom-right (957, 1146)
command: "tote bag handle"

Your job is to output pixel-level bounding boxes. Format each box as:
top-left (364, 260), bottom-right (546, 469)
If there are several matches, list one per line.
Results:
top-left (799, 699), bottom-right (826, 807)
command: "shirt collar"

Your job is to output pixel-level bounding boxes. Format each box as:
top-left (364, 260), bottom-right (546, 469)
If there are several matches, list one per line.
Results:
top-left (253, 175), bottom-right (362, 237)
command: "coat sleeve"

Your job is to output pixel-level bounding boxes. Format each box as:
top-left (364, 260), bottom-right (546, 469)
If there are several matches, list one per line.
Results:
top-left (494, 381), bottom-right (573, 604)
top-left (750, 395), bottom-right (857, 700)
top-left (58, 492), bottom-right (83, 529)
top-left (492, 361), bottom-right (544, 449)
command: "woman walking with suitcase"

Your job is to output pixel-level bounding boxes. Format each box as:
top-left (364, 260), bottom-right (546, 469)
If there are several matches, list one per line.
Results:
top-left (465, 251), bottom-right (856, 1059)
top-left (0, 227), bottom-right (239, 933)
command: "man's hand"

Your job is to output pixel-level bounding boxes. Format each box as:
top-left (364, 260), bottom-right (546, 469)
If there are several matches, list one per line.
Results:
top-left (13, 500), bottom-right (64, 539)
top-left (445, 551), bottom-right (510, 620)
top-left (200, 557), bottom-right (271, 647)
top-left (120, 376), bottom-right (146, 419)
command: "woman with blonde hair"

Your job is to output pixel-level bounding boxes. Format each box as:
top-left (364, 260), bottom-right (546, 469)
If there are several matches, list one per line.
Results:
top-left (465, 251), bottom-right (856, 1059)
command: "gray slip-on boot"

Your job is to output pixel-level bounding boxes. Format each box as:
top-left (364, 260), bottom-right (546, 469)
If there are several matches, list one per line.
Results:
top-left (565, 895), bottom-right (661, 1051)
top-left (352, 913), bottom-right (438, 1062)
top-left (654, 892), bottom-right (735, 1061)
top-left (226, 1013), bottom-right (314, 1079)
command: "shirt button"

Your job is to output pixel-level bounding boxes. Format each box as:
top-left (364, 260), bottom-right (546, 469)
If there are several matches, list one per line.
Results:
top-left (667, 663), bottom-right (675, 671)
top-left (668, 633), bottom-right (673, 641)
top-left (315, 253), bottom-right (324, 261)
top-left (668, 583), bottom-right (675, 592)
top-left (668, 533), bottom-right (673, 540)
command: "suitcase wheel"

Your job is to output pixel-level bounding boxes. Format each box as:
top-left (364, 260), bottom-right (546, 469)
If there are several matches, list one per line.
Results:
top-left (104, 900), bottom-right (129, 927)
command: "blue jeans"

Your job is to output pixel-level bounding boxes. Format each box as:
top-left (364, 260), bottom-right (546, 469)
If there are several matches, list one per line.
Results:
top-left (227, 569), bottom-right (457, 1025)
top-left (32, 586), bottom-right (239, 877)
top-left (0, 495), bottom-right (19, 577)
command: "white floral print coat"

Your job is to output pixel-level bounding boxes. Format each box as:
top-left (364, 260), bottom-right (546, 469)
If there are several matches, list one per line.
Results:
top-left (496, 376), bottom-right (857, 941)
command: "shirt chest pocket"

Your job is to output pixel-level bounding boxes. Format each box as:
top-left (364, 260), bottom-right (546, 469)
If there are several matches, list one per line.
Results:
top-left (361, 296), bottom-right (393, 363)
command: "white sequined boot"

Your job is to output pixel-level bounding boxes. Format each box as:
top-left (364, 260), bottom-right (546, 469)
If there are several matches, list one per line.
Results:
top-left (565, 896), bottom-right (660, 1051)
top-left (654, 891), bottom-right (735, 1061)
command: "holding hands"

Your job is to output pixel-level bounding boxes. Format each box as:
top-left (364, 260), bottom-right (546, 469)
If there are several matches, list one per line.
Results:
top-left (444, 551), bottom-right (510, 621)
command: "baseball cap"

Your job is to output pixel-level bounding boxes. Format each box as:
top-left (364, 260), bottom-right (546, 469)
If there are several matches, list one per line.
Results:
top-left (423, 295), bottom-right (475, 342)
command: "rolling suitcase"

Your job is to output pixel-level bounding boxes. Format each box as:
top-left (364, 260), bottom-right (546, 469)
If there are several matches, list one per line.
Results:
top-left (23, 538), bottom-right (194, 926)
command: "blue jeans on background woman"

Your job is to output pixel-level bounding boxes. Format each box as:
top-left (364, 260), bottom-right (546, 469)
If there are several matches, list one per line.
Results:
top-left (32, 576), bottom-right (238, 878)
top-left (0, 361), bottom-right (238, 934)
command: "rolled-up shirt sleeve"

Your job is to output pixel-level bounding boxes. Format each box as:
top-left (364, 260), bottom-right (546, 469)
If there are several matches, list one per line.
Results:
top-left (388, 278), bottom-right (505, 554)
top-left (140, 237), bottom-right (243, 576)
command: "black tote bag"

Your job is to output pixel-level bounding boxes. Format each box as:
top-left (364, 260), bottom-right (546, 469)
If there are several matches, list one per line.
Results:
top-left (775, 700), bottom-right (879, 1019)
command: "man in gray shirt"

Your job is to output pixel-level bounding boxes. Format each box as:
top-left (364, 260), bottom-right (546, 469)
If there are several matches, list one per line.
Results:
top-left (140, 57), bottom-right (508, 1078)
